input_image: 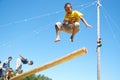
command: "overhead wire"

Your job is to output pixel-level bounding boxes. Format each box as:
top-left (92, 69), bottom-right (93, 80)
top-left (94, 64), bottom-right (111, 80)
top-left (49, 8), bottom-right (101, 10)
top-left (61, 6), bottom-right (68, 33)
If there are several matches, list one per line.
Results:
top-left (101, 6), bottom-right (120, 49)
top-left (78, 1), bottom-right (97, 11)
top-left (33, 0), bottom-right (97, 34)
top-left (0, 1), bottom-right (96, 28)
top-left (0, 1), bottom-right (96, 48)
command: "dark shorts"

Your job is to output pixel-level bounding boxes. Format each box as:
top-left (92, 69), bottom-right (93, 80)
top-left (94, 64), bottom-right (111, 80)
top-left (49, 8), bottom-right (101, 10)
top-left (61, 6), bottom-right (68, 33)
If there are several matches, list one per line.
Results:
top-left (0, 69), bottom-right (3, 78)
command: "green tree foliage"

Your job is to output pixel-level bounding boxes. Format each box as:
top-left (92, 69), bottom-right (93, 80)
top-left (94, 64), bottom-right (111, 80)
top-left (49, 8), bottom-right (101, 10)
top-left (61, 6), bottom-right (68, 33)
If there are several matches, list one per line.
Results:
top-left (21, 74), bottom-right (52, 80)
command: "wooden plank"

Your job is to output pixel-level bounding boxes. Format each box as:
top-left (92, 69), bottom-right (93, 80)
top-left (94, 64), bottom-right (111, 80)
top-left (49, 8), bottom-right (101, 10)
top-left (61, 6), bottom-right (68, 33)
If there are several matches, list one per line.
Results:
top-left (11, 47), bottom-right (88, 80)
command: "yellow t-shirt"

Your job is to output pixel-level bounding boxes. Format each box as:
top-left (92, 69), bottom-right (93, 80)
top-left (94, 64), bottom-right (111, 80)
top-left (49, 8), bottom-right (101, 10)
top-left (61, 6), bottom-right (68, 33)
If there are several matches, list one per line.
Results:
top-left (64, 10), bottom-right (83, 23)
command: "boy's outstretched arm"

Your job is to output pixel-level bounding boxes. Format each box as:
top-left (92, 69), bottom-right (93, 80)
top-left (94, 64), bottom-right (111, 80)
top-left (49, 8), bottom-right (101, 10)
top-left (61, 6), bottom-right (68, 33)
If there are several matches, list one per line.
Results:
top-left (80, 16), bottom-right (92, 28)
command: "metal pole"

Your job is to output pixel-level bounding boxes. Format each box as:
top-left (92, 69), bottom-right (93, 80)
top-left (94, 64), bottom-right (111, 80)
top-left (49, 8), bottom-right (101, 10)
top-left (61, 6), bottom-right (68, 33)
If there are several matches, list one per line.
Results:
top-left (97, 0), bottom-right (101, 80)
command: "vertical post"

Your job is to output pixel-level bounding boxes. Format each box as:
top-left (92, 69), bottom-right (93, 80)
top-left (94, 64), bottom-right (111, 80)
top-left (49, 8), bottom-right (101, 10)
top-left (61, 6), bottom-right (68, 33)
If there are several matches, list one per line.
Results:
top-left (97, 0), bottom-right (101, 80)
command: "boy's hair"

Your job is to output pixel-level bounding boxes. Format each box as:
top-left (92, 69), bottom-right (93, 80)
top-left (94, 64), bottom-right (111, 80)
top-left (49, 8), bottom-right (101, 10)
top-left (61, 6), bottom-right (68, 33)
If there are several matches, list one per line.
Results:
top-left (8, 67), bottom-right (13, 72)
top-left (29, 61), bottom-right (33, 65)
top-left (8, 56), bottom-right (12, 59)
top-left (64, 3), bottom-right (72, 8)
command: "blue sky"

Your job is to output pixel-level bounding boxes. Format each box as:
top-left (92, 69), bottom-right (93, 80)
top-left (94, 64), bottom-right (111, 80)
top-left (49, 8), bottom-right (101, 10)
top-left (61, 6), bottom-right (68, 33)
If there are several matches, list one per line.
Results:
top-left (0, 0), bottom-right (120, 80)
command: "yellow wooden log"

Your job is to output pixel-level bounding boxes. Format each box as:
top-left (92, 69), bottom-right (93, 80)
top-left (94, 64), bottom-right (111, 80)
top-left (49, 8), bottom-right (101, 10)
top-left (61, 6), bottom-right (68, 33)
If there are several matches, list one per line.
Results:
top-left (11, 47), bottom-right (88, 80)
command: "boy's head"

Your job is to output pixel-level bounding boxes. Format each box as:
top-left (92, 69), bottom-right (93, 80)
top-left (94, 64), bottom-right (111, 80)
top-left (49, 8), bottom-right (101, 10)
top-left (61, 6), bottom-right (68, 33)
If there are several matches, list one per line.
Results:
top-left (8, 56), bottom-right (12, 62)
top-left (28, 61), bottom-right (33, 65)
top-left (64, 3), bottom-right (72, 14)
top-left (8, 68), bottom-right (13, 72)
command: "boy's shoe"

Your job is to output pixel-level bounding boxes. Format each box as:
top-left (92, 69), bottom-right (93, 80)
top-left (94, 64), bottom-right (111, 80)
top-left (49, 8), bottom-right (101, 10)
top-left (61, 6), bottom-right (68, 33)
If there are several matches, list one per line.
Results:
top-left (54, 39), bottom-right (60, 42)
top-left (69, 38), bottom-right (73, 42)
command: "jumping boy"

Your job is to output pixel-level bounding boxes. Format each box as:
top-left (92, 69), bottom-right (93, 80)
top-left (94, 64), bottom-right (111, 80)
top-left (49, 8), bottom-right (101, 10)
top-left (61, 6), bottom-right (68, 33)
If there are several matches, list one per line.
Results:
top-left (54, 3), bottom-right (91, 42)
top-left (16, 54), bottom-right (33, 75)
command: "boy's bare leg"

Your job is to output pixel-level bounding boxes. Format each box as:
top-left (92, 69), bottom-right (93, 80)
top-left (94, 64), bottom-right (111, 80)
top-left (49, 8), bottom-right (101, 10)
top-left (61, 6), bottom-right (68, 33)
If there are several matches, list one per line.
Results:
top-left (54, 25), bottom-right (61, 42)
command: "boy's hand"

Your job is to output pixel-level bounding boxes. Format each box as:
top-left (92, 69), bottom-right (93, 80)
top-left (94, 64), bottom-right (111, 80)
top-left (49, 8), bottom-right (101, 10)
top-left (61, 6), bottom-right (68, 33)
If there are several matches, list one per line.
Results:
top-left (64, 18), bottom-right (70, 22)
top-left (86, 24), bottom-right (92, 28)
